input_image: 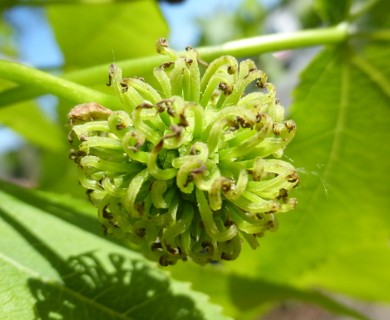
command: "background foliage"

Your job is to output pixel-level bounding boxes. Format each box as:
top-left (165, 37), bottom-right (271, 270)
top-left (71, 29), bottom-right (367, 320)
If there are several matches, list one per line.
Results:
top-left (0, 0), bottom-right (389, 319)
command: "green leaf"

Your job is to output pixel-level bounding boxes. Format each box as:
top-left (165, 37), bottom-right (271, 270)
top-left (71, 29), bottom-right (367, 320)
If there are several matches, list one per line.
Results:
top-left (299, 245), bottom-right (390, 301)
top-left (315, 0), bottom-right (351, 24)
top-left (251, 39), bottom-right (390, 297)
top-left (0, 101), bottom-right (66, 152)
top-left (170, 263), bottom-right (239, 318)
top-left (47, 1), bottom-right (168, 68)
top-left (169, 32), bottom-right (390, 318)
top-left (169, 261), bottom-right (368, 320)
top-left (171, 3), bottom-right (390, 316)
top-left (0, 179), bottom-right (99, 236)
top-left (0, 184), bottom-right (231, 320)
top-left (228, 275), bottom-right (369, 320)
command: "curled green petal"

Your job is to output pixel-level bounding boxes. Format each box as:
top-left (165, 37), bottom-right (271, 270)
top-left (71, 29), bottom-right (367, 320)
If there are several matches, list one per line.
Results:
top-left (185, 47), bottom-right (201, 103)
top-left (200, 55), bottom-right (238, 93)
top-left (200, 72), bottom-right (233, 107)
top-left (209, 177), bottom-right (231, 211)
top-left (171, 142), bottom-right (208, 168)
top-left (80, 155), bottom-right (134, 174)
top-left (153, 64), bottom-right (172, 98)
top-left (121, 77), bottom-right (162, 104)
top-left (224, 70), bottom-right (267, 106)
top-left (163, 203), bottom-right (193, 252)
top-left (147, 146), bottom-right (178, 180)
top-left (206, 106), bottom-right (257, 154)
top-left (176, 159), bottom-right (204, 194)
top-left (151, 180), bottom-right (169, 208)
top-left (196, 189), bottom-right (237, 242)
top-left (125, 169), bottom-right (149, 216)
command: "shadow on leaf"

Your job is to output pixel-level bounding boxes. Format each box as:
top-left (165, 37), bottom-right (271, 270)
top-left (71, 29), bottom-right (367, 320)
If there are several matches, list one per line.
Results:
top-left (0, 206), bottom-right (205, 320)
top-left (29, 252), bottom-right (204, 320)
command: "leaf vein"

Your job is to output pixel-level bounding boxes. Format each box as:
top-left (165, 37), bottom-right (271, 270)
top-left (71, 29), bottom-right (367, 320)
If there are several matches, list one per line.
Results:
top-left (353, 55), bottom-right (390, 99)
top-left (0, 251), bottom-right (134, 320)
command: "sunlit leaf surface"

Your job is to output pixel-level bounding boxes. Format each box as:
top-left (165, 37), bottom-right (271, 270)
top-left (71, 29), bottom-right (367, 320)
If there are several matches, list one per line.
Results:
top-left (0, 186), bottom-right (231, 320)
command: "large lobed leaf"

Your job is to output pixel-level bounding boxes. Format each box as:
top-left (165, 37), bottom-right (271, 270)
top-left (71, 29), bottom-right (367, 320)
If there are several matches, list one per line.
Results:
top-left (217, 6), bottom-right (390, 319)
top-left (255, 40), bottom-right (390, 285)
top-left (255, 0), bottom-right (390, 291)
top-left (0, 183), bottom-right (231, 320)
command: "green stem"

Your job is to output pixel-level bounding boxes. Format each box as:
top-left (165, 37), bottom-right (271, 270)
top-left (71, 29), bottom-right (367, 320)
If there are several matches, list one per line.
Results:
top-left (0, 60), bottom-right (122, 109)
top-left (197, 23), bottom-right (349, 60)
top-left (0, 24), bottom-right (349, 108)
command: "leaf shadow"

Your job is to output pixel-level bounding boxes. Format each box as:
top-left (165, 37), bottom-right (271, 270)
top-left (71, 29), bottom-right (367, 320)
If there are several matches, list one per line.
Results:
top-left (0, 208), bottom-right (205, 320)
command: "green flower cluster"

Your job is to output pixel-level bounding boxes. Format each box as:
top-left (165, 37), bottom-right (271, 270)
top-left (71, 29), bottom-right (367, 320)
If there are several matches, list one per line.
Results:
top-left (68, 39), bottom-right (299, 266)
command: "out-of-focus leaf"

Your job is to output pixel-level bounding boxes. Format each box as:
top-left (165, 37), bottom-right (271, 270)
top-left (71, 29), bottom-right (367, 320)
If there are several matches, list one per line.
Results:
top-left (299, 245), bottom-right (390, 301)
top-left (38, 148), bottom-right (86, 196)
top-left (0, 184), bottom-right (231, 320)
top-left (47, 1), bottom-right (168, 68)
top-left (315, 0), bottom-right (351, 24)
top-left (228, 274), bottom-right (368, 320)
top-left (0, 101), bottom-right (66, 152)
top-left (169, 261), bottom-right (368, 320)
top-left (0, 16), bottom-right (17, 58)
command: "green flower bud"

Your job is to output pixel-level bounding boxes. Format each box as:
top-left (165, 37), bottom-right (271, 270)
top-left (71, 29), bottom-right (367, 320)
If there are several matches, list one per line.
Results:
top-left (68, 39), bottom-right (299, 266)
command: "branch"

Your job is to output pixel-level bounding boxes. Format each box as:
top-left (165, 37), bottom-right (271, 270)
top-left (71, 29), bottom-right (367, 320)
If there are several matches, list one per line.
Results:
top-left (0, 60), bottom-right (122, 109)
top-left (0, 24), bottom-right (349, 107)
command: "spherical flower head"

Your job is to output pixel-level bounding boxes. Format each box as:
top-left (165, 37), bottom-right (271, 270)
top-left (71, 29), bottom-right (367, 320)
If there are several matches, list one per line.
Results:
top-left (68, 39), bottom-right (299, 266)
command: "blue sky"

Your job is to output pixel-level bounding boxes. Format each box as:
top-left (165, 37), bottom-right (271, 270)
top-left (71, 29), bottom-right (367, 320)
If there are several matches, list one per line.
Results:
top-left (160, 0), bottom-right (243, 49)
